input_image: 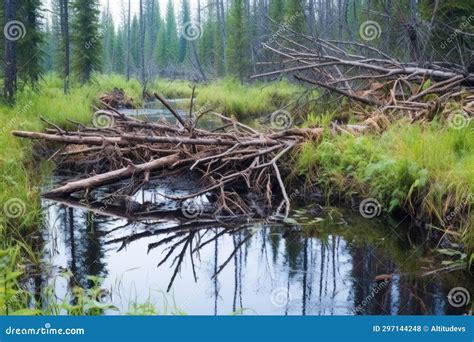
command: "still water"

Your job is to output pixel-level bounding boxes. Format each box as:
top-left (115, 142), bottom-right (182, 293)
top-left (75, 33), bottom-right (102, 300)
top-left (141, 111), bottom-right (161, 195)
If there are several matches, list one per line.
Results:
top-left (37, 101), bottom-right (472, 316)
top-left (39, 182), bottom-right (471, 316)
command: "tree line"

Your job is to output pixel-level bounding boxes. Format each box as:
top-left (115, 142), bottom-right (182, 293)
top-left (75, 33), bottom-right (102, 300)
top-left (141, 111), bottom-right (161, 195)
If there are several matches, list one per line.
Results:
top-left (2, 0), bottom-right (472, 102)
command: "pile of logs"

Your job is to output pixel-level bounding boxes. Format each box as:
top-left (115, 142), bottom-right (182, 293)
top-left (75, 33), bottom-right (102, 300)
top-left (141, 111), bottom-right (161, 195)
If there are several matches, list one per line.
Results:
top-left (13, 94), bottom-right (338, 219)
top-left (254, 32), bottom-right (474, 123)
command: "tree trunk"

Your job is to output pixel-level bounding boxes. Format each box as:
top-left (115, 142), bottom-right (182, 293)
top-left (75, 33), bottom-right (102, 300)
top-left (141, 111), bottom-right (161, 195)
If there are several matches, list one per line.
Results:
top-left (126, 0), bottom-right (131, 81)
top-left (60, 0), bottom-right (70, 94)
top-left (4, 0), bottom-right (17, 103)
top-left (140, 0), bottom-right (146, 90)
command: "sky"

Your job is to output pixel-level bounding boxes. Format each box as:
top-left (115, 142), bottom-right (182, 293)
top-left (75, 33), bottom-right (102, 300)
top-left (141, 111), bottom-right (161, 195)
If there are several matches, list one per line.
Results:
top-left (99, 0), bottom-right (195, 25)
top-left (43, 1), bottom-right (194, 26)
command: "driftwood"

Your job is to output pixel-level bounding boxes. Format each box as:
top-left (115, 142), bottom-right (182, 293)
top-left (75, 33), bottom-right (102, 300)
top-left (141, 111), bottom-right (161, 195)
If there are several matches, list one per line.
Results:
top-left (253, 32), bottom-right (474, 122)
top-left (15, 93), bottom-right (368, 219)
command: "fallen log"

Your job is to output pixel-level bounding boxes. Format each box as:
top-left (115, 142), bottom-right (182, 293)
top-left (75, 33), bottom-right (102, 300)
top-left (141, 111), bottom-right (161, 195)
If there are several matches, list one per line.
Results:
top-left (14, 92), bottom-right (368, 219)
top-left (44, 153), bottom-right (182, 197)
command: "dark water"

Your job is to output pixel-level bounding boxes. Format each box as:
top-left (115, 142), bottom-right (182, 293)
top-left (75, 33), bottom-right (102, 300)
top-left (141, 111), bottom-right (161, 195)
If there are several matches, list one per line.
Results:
top-left (39, 183), bottom-right (472, 316)
top-left (36, 102), bottom-right (472, 316)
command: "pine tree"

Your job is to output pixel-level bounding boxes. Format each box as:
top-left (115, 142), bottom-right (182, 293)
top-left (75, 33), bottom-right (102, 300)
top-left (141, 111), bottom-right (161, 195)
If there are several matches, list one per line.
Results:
top-left (114, 28), bottom-right (126, 74)
top-left (164, 0), bottom-right (179, 65)
top-left (101, 1), bottom-right (115, 74)
top-left (71, 0), bottom-right (102, 83)
top-left (178, 0), bottom-right (190, 63)
top-left (43, 20), bottom-right (54, 72)
top-left (129, 15), bottom-right (140, 73)
top-left (17, 0), bottom-right (44, 85)
top-left (144, 0), bottom-right (159, 65)
top-left (155, 24), bottom-right (167, 67)
top-left (285, 0), bottom-right (306, 33)
top-left (226, 0), bottom-right (250, 79)
top-left (50, 0), bottom-right (63, 74)
top-left (269, 0), bottom-right (285, 24)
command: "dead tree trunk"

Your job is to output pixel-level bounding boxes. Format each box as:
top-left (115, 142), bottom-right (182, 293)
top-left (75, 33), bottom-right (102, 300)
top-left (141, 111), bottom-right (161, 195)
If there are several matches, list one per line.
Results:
top-left (4, 0), bottom-right (17, 103)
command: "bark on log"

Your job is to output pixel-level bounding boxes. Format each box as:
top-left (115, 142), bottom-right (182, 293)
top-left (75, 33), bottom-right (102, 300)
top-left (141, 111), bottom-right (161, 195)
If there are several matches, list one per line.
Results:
top-left (45, 153), bottom-right (181, 197)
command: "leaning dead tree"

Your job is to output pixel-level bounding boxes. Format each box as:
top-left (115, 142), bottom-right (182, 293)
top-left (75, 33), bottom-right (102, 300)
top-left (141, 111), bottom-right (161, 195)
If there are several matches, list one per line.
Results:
top-left (253, 31), bottom-right (474, 123)
top-left (15, 93), bottom-right (361, 220)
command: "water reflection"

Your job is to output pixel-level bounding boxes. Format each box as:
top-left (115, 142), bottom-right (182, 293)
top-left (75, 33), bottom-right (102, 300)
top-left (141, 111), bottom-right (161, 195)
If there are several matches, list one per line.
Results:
top-left (40, 191), bottom-right (472, 315)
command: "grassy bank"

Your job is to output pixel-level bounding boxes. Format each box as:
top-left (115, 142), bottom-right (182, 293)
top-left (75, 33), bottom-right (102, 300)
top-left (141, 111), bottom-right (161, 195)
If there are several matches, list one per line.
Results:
top-left (296, 117), bottom-right (474, 250)
top-left (0, 74), bottom-right (143, 238)
top-left (151, 78), bottom-right (303, 120)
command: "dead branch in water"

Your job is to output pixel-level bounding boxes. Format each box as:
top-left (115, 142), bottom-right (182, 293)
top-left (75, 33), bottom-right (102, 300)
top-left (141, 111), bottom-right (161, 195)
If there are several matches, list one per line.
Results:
top-left (14, 93), bottom-right (368, 219)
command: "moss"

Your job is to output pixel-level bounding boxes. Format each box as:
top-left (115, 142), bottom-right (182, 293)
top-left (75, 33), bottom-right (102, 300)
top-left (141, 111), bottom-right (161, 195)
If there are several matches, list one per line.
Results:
top-left (296, 119), bottom-right (474, 249)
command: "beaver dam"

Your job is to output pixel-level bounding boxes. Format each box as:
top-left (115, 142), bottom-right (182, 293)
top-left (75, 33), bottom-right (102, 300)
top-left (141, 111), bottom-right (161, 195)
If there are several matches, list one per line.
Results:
top-left (12, 83), bottom-right (473, 314)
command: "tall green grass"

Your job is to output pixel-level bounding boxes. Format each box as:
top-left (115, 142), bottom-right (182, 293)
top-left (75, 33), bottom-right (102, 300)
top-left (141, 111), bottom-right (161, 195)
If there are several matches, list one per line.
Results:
top-left (150, 77), bottom-right (303, 119)
top-left (296, 118), bottom-right (474, 248)
top-left (0, 74), bottom-right (143, 237)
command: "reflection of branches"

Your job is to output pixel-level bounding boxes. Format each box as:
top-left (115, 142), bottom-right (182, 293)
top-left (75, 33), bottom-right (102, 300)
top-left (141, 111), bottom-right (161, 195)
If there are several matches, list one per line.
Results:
top-left (101, 213), bottom-right (267, 292)
top-left (212, 233), bottom-right (252, 278)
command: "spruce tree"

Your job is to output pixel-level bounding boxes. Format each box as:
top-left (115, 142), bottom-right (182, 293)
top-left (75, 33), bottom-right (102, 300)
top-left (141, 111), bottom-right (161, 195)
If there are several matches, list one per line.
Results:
top-left (285, 0), bottom-right (306, 33)
top-left (164, 0), bottom-right (179, 65)
top-left (17, 0), bottom-right (43, 85)
top-left (226, 0), bottom-right (250, 79)
top-left (71, 0), bottom-right (102, 83)
top-left (130, 15), bottom-right (140, 70)
top-left (178, 0), bottom-right (190, 63)
top-left (114, 28), bottom-right (126, 74)
top-left (269, 0), bottom-right (285, 24)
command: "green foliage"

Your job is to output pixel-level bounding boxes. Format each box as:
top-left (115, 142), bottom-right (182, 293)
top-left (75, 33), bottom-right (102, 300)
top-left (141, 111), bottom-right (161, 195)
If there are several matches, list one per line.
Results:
top-left (269, 0), bottom-right (285, 24)
top-left (178, 0), bottom-right (191, 63)
top-left (71, 0), bottom-right (102, 83)
top-left (225, 0), bottom-right (250, 79)
top-left (296, 120), bottom-right (474, 248)
top-left (17, 0), bottom-right (44, 85)
top-left (193, 78), bottom-right (303, 120)
top-left (163, 0), bottom-right (179, 65)
top-left (0, 248), bottom-right (34, 316)
top-left (284, 0), bottom-right (306, 33)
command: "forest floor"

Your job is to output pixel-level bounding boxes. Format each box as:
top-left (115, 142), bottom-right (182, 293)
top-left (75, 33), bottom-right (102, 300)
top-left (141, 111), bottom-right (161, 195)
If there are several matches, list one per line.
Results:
top-left (0, 74), bottom-right (472, 315)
